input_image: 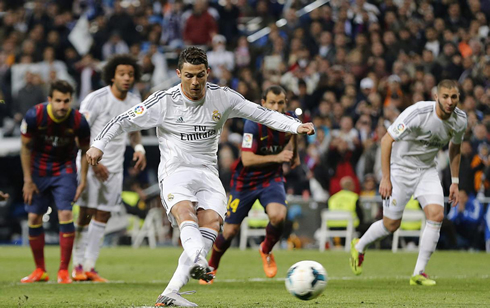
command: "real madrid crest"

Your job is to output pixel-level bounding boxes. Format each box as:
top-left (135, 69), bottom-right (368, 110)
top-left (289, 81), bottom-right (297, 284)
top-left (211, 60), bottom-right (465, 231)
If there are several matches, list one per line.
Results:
top-left (212, 110), bottom-right (221, 122)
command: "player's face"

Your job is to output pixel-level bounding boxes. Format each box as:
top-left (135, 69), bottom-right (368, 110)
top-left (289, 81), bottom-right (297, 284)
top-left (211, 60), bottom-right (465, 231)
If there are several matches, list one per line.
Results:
top-left (435, 86), bottom-right (459, 117)
top-left (261, 91), bottom-right (287, 113)
top-left (176, 63), bottom-right (209, 100)
top-left (48, 90), bottom-right (72, 119)
top-left (112, 64), bottom-right (135, 93)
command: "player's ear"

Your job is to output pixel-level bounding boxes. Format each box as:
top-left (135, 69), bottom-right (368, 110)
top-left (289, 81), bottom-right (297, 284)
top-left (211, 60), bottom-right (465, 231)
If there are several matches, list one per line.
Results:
top-left (176, 69), bottom-right (181, 78)
top-left (261, 99), bottom-right (266, 106)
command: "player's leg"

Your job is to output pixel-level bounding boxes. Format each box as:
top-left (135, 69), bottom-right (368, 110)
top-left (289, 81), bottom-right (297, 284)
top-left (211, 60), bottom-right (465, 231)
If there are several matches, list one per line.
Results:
top-left (57, 209), bottom-right (75, 284)
top-left (351, 168), bottom-right (414, 275)
top-left (72, 170), bottom-right (97, 280)
top-left (21, 178), bottom-right (50, 283)
top-left (410, 168), bottom-right (444, 285)
top-left (207, 190), bottom-right (256, 279)
top-left (259, 183), bottom-right (288, 278)
top-left (83, 209), bottom-right (111, 282)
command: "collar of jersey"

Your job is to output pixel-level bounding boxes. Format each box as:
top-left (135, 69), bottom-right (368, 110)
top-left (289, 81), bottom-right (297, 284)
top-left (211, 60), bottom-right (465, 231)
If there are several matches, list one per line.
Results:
top-left (47, 104), bottom-right (71, 123)
top-left (179, 84), bottom-right (205, 105)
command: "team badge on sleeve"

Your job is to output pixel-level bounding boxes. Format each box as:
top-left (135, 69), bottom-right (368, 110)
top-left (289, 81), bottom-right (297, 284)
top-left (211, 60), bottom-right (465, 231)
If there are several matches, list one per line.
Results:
top-left (242, 133), bottom-right (253, 148)
top-left (391, 122), bottom-right (406, 137)
top-left (128, 104), bottom-right (146, 118)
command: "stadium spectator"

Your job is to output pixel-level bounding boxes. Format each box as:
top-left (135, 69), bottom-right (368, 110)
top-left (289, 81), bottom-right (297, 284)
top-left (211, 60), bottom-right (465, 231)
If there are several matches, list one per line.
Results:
top-left (447, 189), bottom-right (484, 250)
top-left (183, 0), bottom-right (217, 46)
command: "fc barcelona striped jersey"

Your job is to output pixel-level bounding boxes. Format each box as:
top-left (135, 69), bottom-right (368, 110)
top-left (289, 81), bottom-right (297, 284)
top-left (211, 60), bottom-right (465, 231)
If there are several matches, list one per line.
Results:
top-left (21, 103), bottom-right (91, 177)
top-left (230, 111), bottom-right (296, 191)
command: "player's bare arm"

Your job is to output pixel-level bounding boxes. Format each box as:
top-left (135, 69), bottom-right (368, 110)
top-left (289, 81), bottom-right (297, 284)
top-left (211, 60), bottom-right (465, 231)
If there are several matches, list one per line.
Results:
top-left (129, 131), bottom-right (147, 170)
top-left (20, 135), bottom-right (39, 205)
top-left (290, 135), bottom-right (300, 169)
top-left (74, 144), bottom-right (90, 202)
top-left (379, 132), bottom-right (395, 199)
top-left (448, 141), bottom-right (462, 207)
top-left (241, 148), bottom-right (294, 167)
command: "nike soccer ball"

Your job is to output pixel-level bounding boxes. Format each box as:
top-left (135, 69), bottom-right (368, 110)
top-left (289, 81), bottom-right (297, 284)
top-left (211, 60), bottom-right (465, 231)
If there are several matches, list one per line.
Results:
top-left (285, 260), bottom-right (327, 300)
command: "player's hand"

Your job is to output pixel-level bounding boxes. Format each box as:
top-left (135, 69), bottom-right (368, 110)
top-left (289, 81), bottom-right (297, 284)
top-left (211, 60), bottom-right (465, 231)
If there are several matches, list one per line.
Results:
top-left (86, 147), bottom-right (103, 166)
top-left (290, 155), bottom-right (301, 169)
top-left (93, 163), bottom-right (109, 182)
top-left (23, 181), bottom-right (39, 205)
top-left (276, 149), bottom-right (294, 163)
top-left (0, 191), bottom-right (9, 201)
top-left (379, 177), bottom-right (392, 200)
top-left (133, 151), bottom-right (147, 171)
top-left (448, 183), bottom-right (459, 207)
top-left (297, 123), bottom-right (315, 135)
top-left (73, 181), bottom-right (86, 202)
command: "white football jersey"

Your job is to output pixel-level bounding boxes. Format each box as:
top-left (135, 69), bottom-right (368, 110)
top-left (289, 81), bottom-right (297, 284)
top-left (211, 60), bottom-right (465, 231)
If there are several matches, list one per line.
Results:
top-left (388, 101), bottom-right (467, 169)
top-left (92, 83), bottom-right (301, 181)
top-left (80, 86), bottom-right (140, 173)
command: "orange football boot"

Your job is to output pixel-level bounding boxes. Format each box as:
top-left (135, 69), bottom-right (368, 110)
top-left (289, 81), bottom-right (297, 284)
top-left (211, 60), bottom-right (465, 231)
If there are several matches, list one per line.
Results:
top-left (71, 265), bottom-right (87, 281)
top-left (57, 269), bottom-right (73, 284)
top-left (20, 268), bottom-right (49, 283)
top-left (85, 269), bottom-right (108, 282)
top-left (259, 242), bottom-right (277, 278)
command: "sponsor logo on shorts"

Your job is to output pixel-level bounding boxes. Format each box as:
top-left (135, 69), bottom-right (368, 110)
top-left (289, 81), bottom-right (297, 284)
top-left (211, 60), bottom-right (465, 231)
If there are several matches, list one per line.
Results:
top-left (392, 199), bottom-right (397, 206)
top-left (167, 193), bottom-right (174, 201)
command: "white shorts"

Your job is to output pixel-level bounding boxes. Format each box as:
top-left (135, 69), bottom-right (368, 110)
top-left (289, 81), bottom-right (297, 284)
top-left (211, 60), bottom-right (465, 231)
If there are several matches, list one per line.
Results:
top-left (78, 169), bottom-right (123, 212)
top-left (383, 166), bottom-right (444, 220)
top-left (159, 166), bottom-right (227, 227)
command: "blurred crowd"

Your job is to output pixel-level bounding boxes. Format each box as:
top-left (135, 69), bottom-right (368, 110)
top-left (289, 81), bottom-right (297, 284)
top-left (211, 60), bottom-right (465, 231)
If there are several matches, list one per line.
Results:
top-left (1, 0), bottom-right (490, 250)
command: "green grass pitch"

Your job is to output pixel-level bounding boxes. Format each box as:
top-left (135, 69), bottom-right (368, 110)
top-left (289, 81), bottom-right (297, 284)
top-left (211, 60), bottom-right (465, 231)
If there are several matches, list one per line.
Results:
top-left (1, 246), bottom-right (489, 307)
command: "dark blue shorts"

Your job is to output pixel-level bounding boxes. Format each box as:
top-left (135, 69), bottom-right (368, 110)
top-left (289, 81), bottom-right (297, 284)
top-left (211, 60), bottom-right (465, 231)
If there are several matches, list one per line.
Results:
top-left (25, 174), bottom-right (77, 214)
top-left (225, 181), bottom-right (287, 225)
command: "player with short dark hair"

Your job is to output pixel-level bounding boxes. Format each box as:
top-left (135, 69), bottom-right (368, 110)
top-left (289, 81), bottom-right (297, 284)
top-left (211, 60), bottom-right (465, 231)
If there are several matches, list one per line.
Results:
top-left (204, 85), bottom-right (299, 283)
top-left (20, 80), bottom-right (91, 284)
top-left (86, 46), bottom-right (315, 306)
top-left (350, 79), bottom-right (467, 286)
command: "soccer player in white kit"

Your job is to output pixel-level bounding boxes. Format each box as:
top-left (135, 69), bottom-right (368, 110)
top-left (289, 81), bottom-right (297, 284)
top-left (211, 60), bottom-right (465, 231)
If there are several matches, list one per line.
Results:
top-left (86, 47), bottom-right (315, 306)
top-left (72, 55), bottom-right (147, 282)
top-left (350, 80), bottom-right (467, 286)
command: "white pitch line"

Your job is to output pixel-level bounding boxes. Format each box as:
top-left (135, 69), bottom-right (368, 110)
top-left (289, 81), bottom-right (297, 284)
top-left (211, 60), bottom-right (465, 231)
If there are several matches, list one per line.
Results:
top-left (11, 274), bottom-right (489, 286)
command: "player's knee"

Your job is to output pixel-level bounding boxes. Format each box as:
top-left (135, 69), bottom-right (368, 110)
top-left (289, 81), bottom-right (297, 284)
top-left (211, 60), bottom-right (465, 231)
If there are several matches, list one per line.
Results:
top-left (383, 219), bottom-right (401, 233)
top-left (94, 210), bottom-right (111, 223)
top-left (427, 210), bottom-right (444, 222)
top-left (77, 207), bottom-right (95, 225)
top-left (268, 212), bottom-right (286, 226)
top-left (223, 224), bottom-right (240, 239)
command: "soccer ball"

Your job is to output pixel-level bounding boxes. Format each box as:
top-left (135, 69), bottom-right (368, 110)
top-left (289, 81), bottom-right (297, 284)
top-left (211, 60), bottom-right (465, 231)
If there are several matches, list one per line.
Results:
top-left (285, 260), bottom-right (327, 300)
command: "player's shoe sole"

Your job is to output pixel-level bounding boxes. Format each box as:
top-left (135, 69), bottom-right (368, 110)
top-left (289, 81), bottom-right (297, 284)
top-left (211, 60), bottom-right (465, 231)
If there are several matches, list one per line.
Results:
top-left (199, 270), bottom-right (216, 285)
top-left (349, 238), bottom-right (364, 275)
top-left (410, 273), bottom-right (436, 286)
top-left (20, 268), bottom-right (49, 283)
top-left (259, 242), bottom-right (277, 278)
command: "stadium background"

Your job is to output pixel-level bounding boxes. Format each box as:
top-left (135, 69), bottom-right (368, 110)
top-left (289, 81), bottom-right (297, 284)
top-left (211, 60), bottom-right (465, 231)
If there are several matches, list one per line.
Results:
top-left (0, 0), bottom-right (489, 252)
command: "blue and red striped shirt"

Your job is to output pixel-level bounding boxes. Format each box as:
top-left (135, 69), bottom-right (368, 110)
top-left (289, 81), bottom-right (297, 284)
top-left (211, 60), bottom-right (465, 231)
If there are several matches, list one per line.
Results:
top-left (230, 111), bottom-right (295, 191)
top-left (21, 103), bottom-right (91, 177)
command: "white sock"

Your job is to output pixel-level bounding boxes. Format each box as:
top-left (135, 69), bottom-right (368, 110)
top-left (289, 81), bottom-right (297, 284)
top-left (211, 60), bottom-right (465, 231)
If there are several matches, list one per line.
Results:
top-left (163, 251), bottom-right (192, 295)
top-left (179, 221), bottom-right (204, 262)
top-left (356, 220), bottom-right (390, 252)
top-left (73, 223), bottom-right (89, 267)
top-left (413, 220), bottom-right (441, 276)
top-left (199, 227), bottom-right (218, 258)
top-left (83, 220), bottom-right (106, 271)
